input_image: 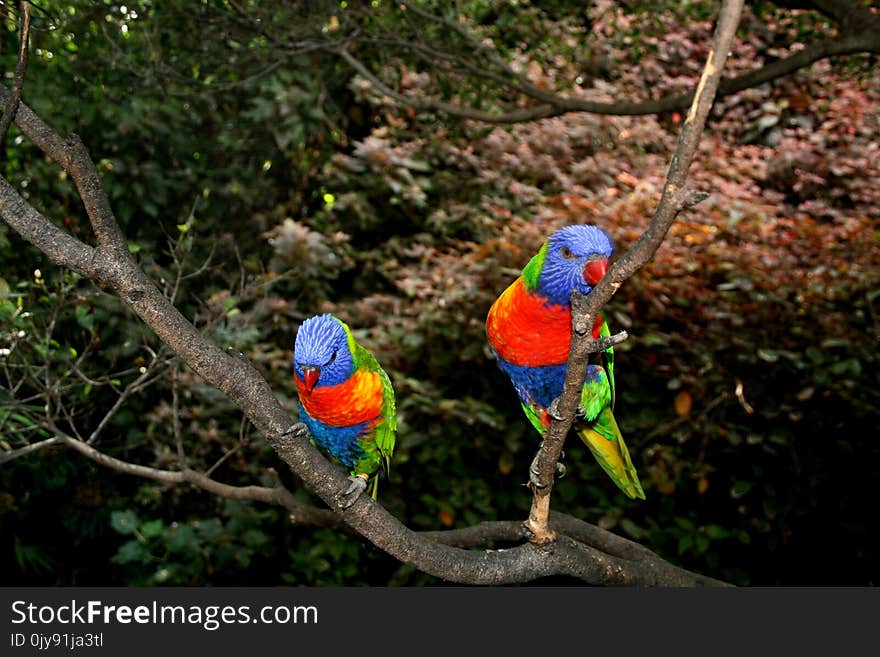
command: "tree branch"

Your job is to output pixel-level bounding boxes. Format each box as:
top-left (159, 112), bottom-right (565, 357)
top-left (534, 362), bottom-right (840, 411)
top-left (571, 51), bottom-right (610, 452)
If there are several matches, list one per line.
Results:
top-left (338, 2), bottom-right (879, 124)
top-left (783, 0), bottom-right (880, 35)
top-left (0, 1), bottom-right (30, 153)
top-left (30, 423), bottom-right (342, 527)
top-left (338, 46), bottom-right (565, 124)
top-left (422, 512), bottom-right (652, 563)
top-left (0, 435), bottom-right (61, 464)
top-left (62, 134), bottom-right (130, 256)
top-left (3, 421), bottom-right (726, 586)
top-left (0, 44), bottom-right (728, 586)
top-left (524, 0), bottom-right (745, 544)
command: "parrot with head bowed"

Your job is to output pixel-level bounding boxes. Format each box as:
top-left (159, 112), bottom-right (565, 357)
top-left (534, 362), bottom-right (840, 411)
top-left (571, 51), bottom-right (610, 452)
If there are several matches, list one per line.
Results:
top-left (293, 313), bottom-right (396, 508)
top-left (485, 225), bottom-right (645, 500)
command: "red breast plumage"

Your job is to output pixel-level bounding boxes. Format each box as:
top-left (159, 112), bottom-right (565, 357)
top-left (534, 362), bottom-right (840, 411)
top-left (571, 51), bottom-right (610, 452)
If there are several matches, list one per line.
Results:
top-left (486, 278), bottom-right (603, 367)
top-left (294, 368), bottom-right (384, 427)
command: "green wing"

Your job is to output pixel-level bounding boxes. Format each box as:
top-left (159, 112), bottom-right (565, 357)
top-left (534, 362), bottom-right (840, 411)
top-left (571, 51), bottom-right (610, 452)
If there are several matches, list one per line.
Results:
top-left (579, 363), bottom-right (612, 424)
top-left (521, 399), bottom-right (549, 436)
top-left (575, 315), bottom-right (644, 499)
top-left (348, 330), bottom-right (397, 497)
top-left (374, 363), bottom-right (397, 474)
top-left (597, 314), bottom-right (615, 410)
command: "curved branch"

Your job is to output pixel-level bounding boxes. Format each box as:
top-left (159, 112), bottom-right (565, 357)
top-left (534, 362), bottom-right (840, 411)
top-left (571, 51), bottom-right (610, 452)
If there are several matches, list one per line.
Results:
top-left (0, 77), bottom-right (726, 587)
top-left (421, 520), bottom-right (527, 547)
top-left (0, 1), bottom-right (30, 151)
top-left (3, 419), bottom-right (725, 586)
top-left (338, 47), bottom-right (562, 124)
top-left (421, 512), bottom-right (666, 565)
top-left (525, 0), bottom-right (744, 542)
top-left (2, 421), bottom-right (343, 529)
top-left (5, 418), bottom-right (726, 586)
top-left (339, 4), bottom-right (879, 123)
top-left (0, 435), bottom-right (61, 464)
top-left (712, 30), bottom-right (880, 99)
top-left (779, 0), bottom-right (880, 34)
top-left (398, 2), bottom-right (563, 103)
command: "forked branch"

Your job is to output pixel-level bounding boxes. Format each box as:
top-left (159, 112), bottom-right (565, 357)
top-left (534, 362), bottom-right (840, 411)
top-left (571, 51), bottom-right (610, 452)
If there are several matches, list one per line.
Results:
top-left (0, 1), bottom-right (740, 584)
top-left (524, 0), bottom-right (745, 543)
top-left (0, 1), bottom-right (31, 153)
top-left (0, 94), bottom-right (728, 584)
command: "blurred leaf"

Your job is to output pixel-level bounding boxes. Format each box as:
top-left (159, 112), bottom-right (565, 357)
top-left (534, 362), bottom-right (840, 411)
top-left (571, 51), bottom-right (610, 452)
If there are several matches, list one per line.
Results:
top-left (730, 481), bottom-right (753, 499)
top-left (140, 519), bottom-right (164, 539)
top-left (110, 510), bottom-right (140, 536)
top-left (674, 390), bottom-right (692, 416)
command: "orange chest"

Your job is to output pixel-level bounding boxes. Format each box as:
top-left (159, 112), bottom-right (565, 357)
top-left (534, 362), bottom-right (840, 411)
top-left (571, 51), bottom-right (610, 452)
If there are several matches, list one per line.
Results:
top-left (486, 278), bottom-right (603, 367)
top-left (295, 369), bottom-right (384, 427)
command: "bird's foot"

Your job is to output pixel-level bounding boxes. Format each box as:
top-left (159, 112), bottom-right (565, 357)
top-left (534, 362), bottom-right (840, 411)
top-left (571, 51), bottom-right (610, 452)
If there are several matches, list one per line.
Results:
top-left (336, 474), bottom-right (368, 509)
top-left (528, 450), bottom-right (566, 489)
top-left (548, 397), bottom-right (587, 422)
top-left (528, 452), bottom-right (545, 488)
top-left (548, 398), bottom-right (565, 422)
top-left (282, 423), bottom-right (310, 440)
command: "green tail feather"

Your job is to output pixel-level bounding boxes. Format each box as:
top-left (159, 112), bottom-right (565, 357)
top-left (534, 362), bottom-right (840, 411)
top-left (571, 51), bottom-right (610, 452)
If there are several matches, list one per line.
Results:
top-left (576, 406), bottom-right (646, 500)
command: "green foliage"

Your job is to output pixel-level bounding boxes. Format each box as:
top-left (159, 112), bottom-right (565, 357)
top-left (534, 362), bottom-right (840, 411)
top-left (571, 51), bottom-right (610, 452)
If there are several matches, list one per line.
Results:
top-left (109, 502), bottom-right (281, 585)
top-left (2, 0), bottom-right (878, 587)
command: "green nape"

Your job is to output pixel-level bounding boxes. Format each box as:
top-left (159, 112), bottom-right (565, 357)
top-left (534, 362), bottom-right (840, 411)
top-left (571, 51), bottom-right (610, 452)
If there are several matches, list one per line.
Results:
top-left (521, 243), bottom-right (548, 290)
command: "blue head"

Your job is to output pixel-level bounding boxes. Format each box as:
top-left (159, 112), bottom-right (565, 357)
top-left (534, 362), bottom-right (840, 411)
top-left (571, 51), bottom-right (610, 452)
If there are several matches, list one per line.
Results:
top-left (536, 225), bottom-right (614, 306)
top-left (293, 314), bottom-right (354, 392)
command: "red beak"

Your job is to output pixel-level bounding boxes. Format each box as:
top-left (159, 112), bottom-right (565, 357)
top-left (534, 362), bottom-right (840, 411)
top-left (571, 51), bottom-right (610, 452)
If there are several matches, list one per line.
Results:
top-left (583, 258), bottom-right (608, 286)
top-left (302, 366), bottom-right (320, 393)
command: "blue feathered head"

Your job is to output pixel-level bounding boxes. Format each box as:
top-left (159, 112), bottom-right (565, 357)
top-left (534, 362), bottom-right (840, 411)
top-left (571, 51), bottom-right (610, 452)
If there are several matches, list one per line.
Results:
top-left (293, 314), bottom-right (354, 391)
top-left (532, 225), bottom-right (614, 306)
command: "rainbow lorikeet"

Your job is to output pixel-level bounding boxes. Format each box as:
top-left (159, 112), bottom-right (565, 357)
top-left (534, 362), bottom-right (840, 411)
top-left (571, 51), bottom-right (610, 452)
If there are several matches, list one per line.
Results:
top-left (486, 225), bottom-right (645, 500)
top-left (293, 314), bottom-right (396, 508)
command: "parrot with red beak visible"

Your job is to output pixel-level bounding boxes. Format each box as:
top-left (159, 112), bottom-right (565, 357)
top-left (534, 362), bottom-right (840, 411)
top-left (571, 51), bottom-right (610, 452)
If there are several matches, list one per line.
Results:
top-left (486, 225), bottom-right (645, 499)
top-left (293, 314), bottom-right (396, 508)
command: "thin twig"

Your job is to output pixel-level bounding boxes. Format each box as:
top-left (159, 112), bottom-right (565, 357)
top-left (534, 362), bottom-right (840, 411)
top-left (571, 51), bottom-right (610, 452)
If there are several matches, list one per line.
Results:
top-left (0, 435), bottom-right (60, 464)
top-left (339, 2), bottom-right (879, 124)
top-left (203, 444), bottom-right (241, 478)
top-left (0, 1), bottom-right (31, 155)
top-left (87, 350), bottom-right (167, 445)
top-left (204, 415), bottom-right (249, 478)
top-left (50, 423), bottom-right (332, 519)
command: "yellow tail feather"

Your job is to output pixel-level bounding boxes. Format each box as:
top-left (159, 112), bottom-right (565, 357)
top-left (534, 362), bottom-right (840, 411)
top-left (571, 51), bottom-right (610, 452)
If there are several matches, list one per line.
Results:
top-left (576, 408), bottom-right (645, 500)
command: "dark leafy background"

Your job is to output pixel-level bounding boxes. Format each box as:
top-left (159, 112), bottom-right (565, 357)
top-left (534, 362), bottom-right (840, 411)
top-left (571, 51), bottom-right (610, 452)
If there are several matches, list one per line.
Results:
top-left (1, 1), bottom-right (878, 586)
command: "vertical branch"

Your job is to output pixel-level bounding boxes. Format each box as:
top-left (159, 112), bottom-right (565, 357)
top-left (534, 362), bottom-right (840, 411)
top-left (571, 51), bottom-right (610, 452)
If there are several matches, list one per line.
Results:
top-left (63, 134), bottom-right (131, 256)
top-left (0, 1), bottom-right (31, 156)
top-left (525, 0), bottom-right (746, 544)
top-left (0, 4), bottom-right (736, 586)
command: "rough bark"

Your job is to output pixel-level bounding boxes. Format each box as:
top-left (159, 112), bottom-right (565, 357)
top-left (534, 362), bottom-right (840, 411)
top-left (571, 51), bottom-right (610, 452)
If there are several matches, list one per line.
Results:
top-left (525, 0), bottom-right (745, 544)
top-left (0, 0), bottom-right (753, 586)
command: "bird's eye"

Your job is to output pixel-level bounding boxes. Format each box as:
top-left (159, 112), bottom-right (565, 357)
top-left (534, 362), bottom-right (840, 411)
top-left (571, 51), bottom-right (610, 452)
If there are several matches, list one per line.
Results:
top-left (324, 350), bottom-right (337, 367)
top-left (560, 246), bottom-right (575, 259)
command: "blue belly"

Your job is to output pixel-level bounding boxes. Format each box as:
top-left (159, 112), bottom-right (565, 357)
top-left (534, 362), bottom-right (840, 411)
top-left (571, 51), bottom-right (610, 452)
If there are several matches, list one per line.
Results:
top-left (494, 355), bottom-right (567, 410)
top-left (299, 405), bottom-right (367, 468)
top-left (494, 352), bottom-right (606, 410)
